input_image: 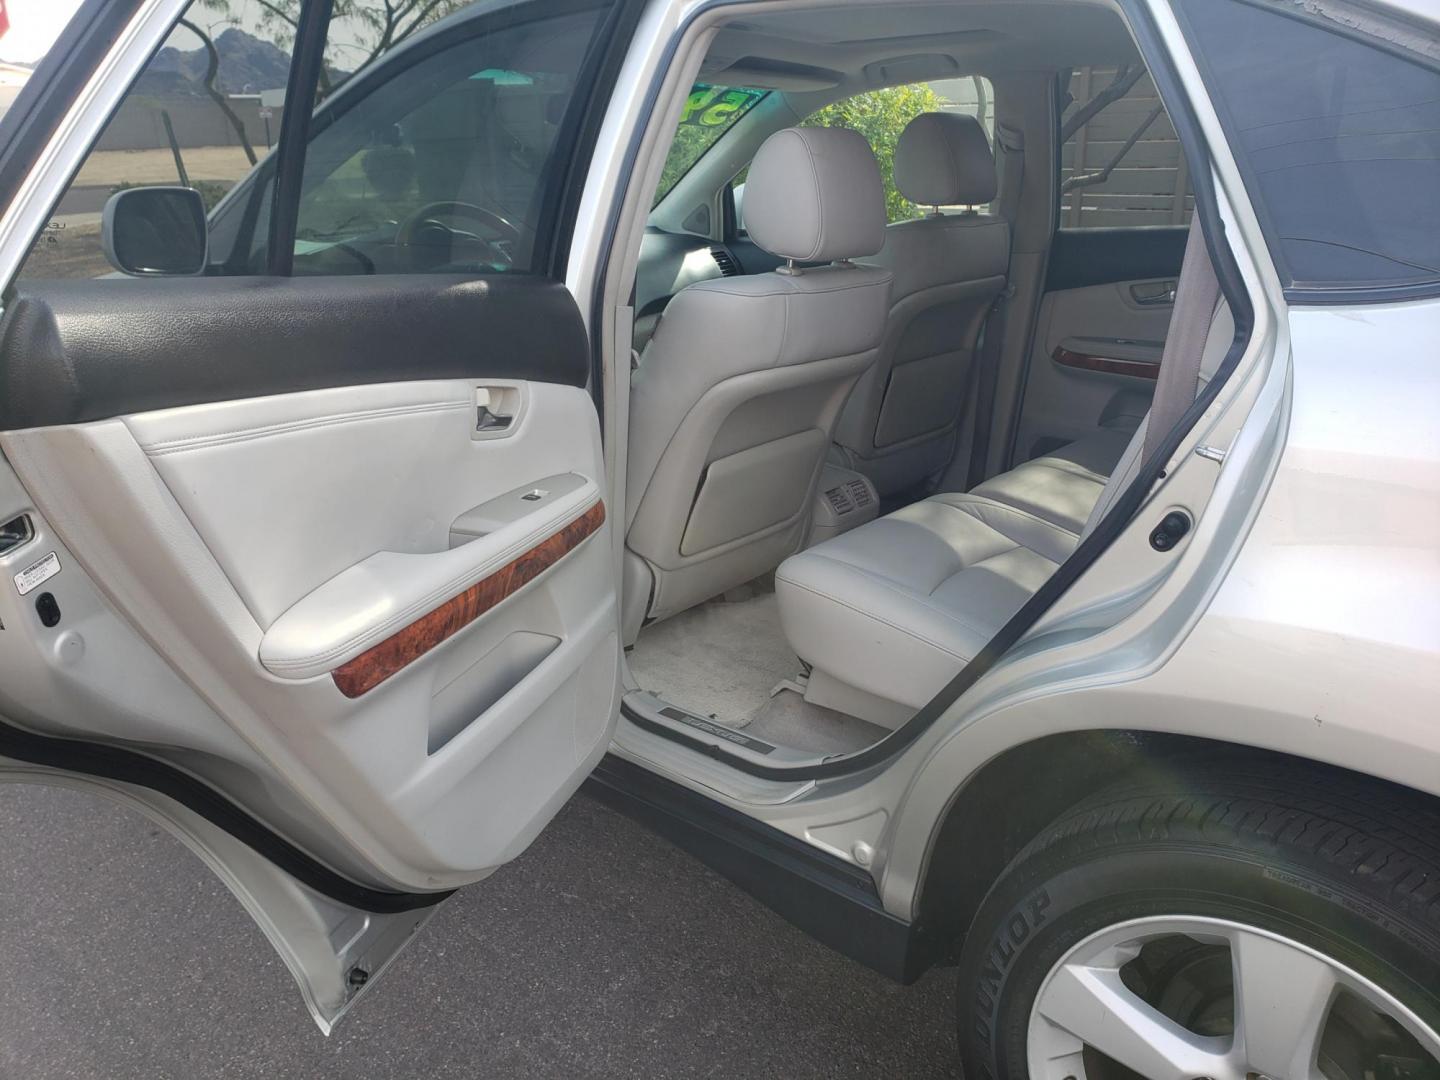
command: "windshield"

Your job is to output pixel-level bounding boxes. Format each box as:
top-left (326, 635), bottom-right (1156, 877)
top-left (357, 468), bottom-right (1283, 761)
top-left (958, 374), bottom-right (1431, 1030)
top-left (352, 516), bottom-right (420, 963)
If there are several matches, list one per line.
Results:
top-left (653, 83), bottom-right (767, 207)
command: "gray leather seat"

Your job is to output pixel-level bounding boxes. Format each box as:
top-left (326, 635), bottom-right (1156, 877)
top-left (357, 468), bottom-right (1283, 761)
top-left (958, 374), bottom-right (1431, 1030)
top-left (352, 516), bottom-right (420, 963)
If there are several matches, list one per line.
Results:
top-left (831, 112), bottom-right (1010, 498)
top-left (624, 127), bottom-right (892, 638)
top-left (776, 302), bottom-right (1234, 728)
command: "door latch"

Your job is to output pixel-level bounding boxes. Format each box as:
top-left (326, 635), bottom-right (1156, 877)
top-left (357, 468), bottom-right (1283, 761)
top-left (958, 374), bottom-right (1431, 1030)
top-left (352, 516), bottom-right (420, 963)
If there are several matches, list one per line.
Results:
top-left (1149, 510), bottom-right (1192, 552)
top-left (0, 514), bottom-right (33, 556)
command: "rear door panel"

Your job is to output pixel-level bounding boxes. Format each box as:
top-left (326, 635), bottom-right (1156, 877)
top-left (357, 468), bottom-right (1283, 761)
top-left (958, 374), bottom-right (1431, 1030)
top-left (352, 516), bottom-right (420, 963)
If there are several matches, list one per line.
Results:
top-left (0, 0), bottom-right (634, 1030)
top-left (0, 275), bottom-right (617, 886)
top-left (1012, 226), bottom-right (1185, 462)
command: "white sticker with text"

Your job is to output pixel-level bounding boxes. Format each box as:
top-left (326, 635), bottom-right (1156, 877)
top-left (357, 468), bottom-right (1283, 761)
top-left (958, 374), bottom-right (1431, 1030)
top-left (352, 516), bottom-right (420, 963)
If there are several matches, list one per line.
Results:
top-left (14, 551), bottom-right (60, 596)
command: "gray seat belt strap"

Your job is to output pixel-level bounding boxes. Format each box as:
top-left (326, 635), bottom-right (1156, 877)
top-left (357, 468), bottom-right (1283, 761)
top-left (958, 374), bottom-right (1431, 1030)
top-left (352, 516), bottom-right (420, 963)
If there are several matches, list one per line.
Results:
top-left (963, 122), bottom-right (1024, 490)
top-left (994, 122), bottom-right (1025, 223)
top-left (1143, 214), bottom-right (1221, 462)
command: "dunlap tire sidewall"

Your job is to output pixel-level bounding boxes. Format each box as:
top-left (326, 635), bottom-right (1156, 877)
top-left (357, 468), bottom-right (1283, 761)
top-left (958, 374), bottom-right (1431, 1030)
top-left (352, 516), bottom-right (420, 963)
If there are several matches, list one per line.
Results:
top-left (956, 844), bottom-right (1440, 1080)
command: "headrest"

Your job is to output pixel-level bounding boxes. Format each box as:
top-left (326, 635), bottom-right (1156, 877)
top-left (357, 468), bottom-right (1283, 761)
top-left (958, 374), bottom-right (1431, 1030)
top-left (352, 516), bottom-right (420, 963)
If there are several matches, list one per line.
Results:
top-left (893, 112), bottom-right (996, 208)
top-left (743, 127), bottom-right (886, 263)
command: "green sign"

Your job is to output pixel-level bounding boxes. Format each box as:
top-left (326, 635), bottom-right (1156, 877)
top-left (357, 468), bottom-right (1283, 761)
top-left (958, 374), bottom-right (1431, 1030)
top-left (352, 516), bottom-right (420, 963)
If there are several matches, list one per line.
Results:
top-left (677, 85), bottom-right (767, 128)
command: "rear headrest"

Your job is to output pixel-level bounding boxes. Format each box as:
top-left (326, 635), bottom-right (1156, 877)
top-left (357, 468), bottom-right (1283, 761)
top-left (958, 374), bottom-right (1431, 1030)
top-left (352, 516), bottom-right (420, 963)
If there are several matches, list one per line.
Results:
top-left (743, 127), bottom-right (886, 263)
top-left (893, 112), bottom-right (996, 208)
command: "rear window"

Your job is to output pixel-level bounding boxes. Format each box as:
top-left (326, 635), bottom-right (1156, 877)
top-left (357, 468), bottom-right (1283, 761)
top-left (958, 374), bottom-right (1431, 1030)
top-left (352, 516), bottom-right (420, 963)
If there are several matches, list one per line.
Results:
top-left (1179, 0), bottom-right (1440, 297)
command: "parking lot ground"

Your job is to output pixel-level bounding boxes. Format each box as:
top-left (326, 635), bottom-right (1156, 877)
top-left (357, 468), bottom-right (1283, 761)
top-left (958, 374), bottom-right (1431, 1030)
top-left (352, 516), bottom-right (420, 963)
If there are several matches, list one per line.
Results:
top-left (0, 782), bottom-right (959, 1079)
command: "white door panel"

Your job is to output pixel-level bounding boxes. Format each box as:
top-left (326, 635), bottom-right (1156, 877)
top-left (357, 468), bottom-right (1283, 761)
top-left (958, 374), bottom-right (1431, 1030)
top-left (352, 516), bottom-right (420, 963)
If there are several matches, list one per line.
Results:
top-left (0, 379), bottom-right (616, 888)
top-left (1013, 279), bottom-right (1174, 462)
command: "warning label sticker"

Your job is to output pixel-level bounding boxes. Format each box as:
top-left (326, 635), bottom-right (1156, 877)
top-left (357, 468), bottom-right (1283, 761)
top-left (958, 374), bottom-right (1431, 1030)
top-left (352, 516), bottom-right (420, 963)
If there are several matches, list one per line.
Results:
top-left (14, 551), bottom-right (60, 596)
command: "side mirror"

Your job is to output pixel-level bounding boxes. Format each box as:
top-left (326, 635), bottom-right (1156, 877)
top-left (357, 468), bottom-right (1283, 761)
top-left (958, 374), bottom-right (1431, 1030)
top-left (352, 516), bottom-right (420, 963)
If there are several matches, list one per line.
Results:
top-left (101, 186), bottom-right (208, 276)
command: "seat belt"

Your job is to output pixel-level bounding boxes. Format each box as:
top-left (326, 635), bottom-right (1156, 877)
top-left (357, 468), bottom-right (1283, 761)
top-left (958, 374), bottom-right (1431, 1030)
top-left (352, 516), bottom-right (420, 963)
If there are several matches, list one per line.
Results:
top-left (1142, 214), bottom-right (1221, 462)
top-left (964, 122), bottom-right (1025, 491)
top-left (965, 286), bottom-right (1011, 490)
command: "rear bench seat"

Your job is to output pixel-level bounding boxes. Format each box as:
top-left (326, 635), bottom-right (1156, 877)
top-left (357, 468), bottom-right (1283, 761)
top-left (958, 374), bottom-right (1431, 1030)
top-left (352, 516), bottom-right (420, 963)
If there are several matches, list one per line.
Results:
top-left (774, 428), bottom-right (1131, 729)
top-left (776, 295), bottom-right (1234, 730)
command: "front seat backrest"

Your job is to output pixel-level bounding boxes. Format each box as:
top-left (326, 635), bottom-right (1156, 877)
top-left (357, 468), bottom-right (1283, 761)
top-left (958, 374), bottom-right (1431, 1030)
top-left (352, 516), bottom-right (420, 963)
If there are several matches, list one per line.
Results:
top-left (831, 112), bottom-right (1010, 497)
top-left (624, 127), bottom-right (892, 632)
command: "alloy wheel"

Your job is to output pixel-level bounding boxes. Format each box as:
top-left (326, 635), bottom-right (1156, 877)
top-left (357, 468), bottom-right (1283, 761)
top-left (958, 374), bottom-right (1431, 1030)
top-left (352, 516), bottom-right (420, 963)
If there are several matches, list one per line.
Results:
top-left (1027, 915), bottom-right (1440, 1080)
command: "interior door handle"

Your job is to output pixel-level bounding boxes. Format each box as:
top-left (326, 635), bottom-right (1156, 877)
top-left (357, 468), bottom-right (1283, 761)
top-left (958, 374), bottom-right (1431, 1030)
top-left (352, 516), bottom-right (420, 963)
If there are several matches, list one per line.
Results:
top-left (476, 404), bottom-right (512, 432)
top-left (474, 384), bottom-right (524, 439)
top-left (1130, 280), bottom-right (1177, 306)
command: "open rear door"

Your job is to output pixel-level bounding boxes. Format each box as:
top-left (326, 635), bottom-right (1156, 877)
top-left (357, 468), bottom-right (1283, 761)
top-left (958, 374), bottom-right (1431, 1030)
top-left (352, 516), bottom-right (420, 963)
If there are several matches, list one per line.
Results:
top-left (0, 0), bottom-right (633, 1030)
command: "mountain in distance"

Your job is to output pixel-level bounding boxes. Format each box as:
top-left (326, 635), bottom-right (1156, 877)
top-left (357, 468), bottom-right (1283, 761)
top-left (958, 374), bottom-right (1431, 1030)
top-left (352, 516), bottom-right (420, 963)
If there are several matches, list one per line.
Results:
top-left (138, 27), bottom-right (292, 98)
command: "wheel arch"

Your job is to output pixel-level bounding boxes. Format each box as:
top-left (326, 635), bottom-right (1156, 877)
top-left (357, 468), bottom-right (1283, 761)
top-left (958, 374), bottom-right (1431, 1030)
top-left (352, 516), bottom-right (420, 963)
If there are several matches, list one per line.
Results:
top-left (909, 730), bottom-right (1440, 963)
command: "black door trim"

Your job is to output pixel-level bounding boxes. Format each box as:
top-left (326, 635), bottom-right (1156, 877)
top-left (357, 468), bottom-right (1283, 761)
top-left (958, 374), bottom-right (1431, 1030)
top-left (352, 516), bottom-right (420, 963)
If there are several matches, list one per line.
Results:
top-left (0, 713), bottom-right (450, 914)
top-left (584, 754), bottom-right (933, 983)
top-left (266, 0), bottom-right (334, 276)
top-left (0, 273), bottom-right (591, 429)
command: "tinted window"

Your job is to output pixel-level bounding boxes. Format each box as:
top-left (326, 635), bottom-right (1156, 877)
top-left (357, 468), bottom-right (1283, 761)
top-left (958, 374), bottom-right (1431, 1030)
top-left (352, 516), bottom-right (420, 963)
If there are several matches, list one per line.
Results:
top-left (654, 84), bottom-right (768, 206)
top-left (1181, 0), bottom-right (1440, 293)
top-left (291, 6), bottom-right (607, 275)
top-left (17, 10), bottom-right (298, 280)
top-left (18, 0), bottom-right (611, 281)
top-left (1058, 65), bottom-right (1191, 228)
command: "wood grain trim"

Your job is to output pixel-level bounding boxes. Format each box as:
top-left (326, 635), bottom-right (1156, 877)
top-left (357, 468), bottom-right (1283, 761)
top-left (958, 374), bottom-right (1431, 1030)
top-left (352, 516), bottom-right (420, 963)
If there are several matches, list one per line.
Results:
top-left (1053, 344), bottom-right (1161, 380)
top-left (332, 500), bottom-right (605, 699)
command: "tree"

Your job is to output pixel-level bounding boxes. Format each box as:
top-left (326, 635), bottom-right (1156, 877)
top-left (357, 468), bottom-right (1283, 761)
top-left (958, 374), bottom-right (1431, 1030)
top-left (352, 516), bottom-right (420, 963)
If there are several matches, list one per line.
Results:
top-left (801, 83), bottom-right (943, 223)
top-left (247, 0), bottom-right (470, 98)
top-left (178, 16), bottom-right (259, 165)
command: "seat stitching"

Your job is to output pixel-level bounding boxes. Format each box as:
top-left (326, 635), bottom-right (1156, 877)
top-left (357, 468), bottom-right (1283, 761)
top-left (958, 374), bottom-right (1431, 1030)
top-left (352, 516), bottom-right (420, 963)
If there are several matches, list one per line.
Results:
top-left (782, 551), bottom-right (1025, 639)
top-left (695, 274), bottom-right (891, 299)
top-left (775, 572), bottom-right (975, 662)
top-left (924, 493), bottom-right (1082, 545)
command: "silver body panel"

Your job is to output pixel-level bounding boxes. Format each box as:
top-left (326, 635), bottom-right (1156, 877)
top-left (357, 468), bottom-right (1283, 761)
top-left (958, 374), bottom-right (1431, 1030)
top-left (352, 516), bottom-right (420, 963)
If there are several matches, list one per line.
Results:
top-left (0, 0), bottom-right (1433, 1028)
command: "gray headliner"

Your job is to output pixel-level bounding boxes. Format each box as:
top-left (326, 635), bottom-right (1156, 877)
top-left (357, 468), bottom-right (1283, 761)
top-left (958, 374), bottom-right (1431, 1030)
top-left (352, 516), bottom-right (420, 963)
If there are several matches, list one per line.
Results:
top-left (702, 1), bottom-right (1141, 91)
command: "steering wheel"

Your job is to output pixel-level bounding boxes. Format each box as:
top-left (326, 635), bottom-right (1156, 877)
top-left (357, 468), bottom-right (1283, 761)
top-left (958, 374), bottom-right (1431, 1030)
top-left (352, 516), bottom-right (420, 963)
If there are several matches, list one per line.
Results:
top-left (394, 201), bottom-right (521, 270)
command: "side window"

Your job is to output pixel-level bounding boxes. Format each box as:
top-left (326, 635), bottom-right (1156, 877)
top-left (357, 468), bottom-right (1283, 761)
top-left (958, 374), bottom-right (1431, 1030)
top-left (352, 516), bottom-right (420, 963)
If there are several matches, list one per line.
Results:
top-left (18, 13), bottom-right (298, 280)
top-left (18, 0), bottom-right (612, 281)
top-left (291, 5), bottom-right (607, 276)
top-left (800, 78), bottom-right (995, 223)
top-left (1058, 65), bottom-right (1192, 228)
top-left (1179, 0), bottom-right (1440, 294)
top-left (653, 84), bottom-right (769, 206)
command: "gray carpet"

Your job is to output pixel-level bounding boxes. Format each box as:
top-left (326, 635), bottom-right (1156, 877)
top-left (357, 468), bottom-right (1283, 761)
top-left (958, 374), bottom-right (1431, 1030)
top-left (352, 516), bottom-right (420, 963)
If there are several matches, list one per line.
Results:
top-left (627, 581), bottom-right (889, 755)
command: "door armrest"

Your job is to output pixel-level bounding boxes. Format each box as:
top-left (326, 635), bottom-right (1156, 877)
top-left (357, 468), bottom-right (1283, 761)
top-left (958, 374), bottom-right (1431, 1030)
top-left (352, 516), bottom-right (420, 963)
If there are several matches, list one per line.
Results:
top-left (259, 478), bottom-right (601, 686)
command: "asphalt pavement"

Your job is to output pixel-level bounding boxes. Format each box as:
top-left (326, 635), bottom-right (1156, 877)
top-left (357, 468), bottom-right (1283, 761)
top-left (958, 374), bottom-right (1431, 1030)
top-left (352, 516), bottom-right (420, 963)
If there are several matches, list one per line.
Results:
top-left (0, 783), bottom-right (959, 1079)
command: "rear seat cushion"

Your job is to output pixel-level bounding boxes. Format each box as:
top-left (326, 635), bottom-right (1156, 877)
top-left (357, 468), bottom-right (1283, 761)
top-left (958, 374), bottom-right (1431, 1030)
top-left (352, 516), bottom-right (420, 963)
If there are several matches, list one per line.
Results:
top-left (969, 427), bottom-right (1131, 533)
top-left (775, 493), bottom-right (1080, 711)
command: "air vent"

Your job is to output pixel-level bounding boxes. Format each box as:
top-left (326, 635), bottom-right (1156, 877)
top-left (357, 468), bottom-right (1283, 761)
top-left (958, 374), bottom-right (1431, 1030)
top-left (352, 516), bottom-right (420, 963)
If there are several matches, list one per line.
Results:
top-left (710, 246), bottom-right (740, 277)
top-left (845, 479), bottom-right (873, 508)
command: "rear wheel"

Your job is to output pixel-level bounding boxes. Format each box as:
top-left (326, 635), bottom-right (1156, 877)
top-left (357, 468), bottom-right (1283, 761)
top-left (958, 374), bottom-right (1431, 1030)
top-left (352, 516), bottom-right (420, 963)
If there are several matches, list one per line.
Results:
top-left (955, 762), bottom-right (1440, 1080)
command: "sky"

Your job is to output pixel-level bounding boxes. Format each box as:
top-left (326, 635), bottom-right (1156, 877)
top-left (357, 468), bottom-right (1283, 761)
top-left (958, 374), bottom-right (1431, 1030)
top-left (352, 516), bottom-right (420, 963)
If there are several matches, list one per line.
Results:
top-left (1, 0), bottom-right (86, 63)
top-left (1, 0), bottom-right (389, 70)
top-left (0, 0), bottom-right (290, 64)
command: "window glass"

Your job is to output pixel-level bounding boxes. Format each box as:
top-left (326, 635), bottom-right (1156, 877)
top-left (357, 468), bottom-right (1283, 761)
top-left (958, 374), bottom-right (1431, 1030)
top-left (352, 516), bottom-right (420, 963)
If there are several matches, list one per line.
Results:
top-left (653, 84), bottom-right (768, 206)
top-left (291, 4), bottom-right (607, 275)
top-left (1058, 65), bottom-right (1191, 229)
top-left (18, 5), bottom-right (297, 279)
top-left (1179, 0), bottom-right (1440, 292)
top-left (800, 77), bottom-right (995, 223)
top-left (18, 0), bottom-right (611, 281)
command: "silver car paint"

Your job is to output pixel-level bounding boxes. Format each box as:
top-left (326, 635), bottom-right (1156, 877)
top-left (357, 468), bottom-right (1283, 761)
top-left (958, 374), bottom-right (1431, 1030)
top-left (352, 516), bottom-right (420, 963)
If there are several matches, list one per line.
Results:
top-left (0, 0), bottom-right (1430, 1017)
top-left (588, 0), bottom-right (1440, 923)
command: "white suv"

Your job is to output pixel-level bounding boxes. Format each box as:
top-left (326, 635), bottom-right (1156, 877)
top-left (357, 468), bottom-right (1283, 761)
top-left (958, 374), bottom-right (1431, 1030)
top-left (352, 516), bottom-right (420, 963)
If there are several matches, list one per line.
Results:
top-left (0, 0), bottom-right (1436, 1075)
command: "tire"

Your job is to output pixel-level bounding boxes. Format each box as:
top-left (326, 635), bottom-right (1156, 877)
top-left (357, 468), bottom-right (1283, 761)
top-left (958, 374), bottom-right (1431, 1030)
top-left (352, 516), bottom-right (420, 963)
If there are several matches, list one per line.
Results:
top-left (955, 759), bottom-right (1440, 1080)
